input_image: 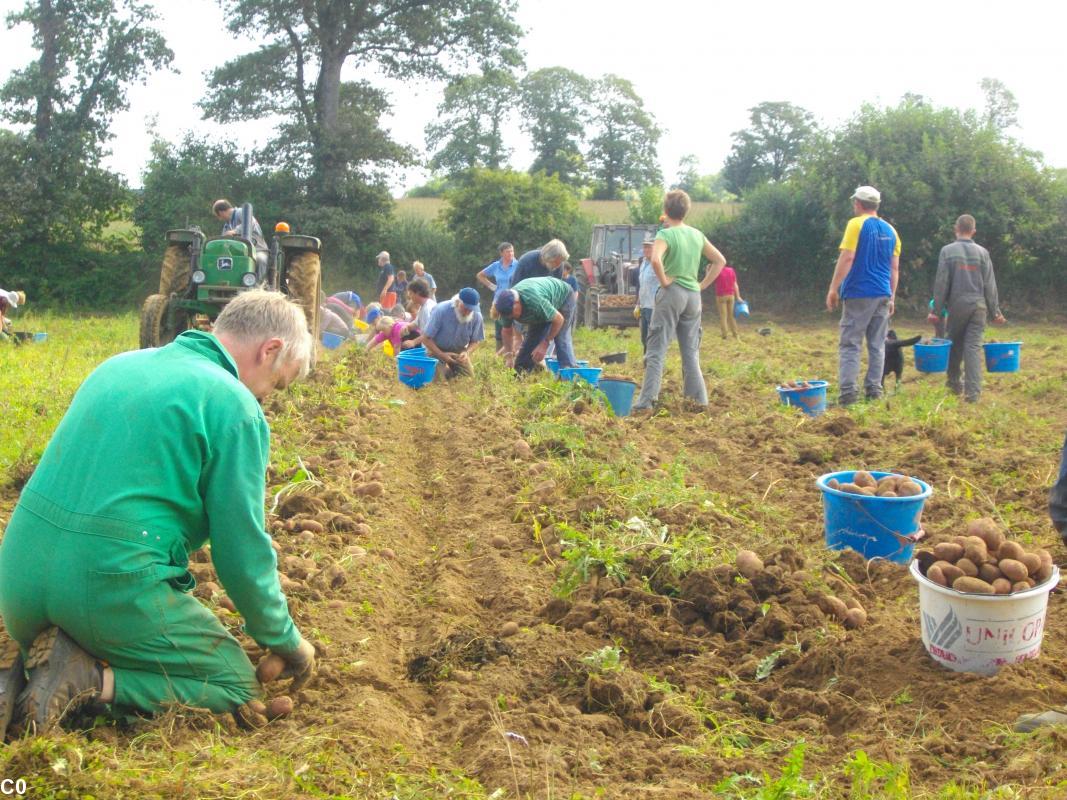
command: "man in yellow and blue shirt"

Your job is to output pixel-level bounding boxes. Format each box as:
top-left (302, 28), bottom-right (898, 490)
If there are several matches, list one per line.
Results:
top-left (825, 185), bottom-right (900, 405)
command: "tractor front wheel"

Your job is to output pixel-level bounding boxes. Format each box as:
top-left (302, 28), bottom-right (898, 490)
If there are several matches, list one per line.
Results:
top-left (139, 293), bottom-right (188, 349)
top-left (284, 250), bottom-right (322, 364)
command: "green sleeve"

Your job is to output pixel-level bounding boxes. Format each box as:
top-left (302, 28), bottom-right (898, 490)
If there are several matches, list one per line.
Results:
top-left (203, 414), bottom-right (301, 653)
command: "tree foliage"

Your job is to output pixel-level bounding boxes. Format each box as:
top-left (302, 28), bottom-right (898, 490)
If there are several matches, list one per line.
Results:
top-left (0, 0), bottom-right (172, 250)
top-left (722, 101), bottom-right (815, 197)
top-left (520, 67), bottom-right (592, 186)
top-left (425, 67), bottom-right (517, 178)
top-left (442, 168), bottom-right (589, 265)
top-left (673, 154), bottom-right (734, 202)
top-left (586, 75), bottom-right (661, 200)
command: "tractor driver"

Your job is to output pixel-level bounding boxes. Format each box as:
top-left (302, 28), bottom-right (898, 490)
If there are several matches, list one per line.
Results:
top-left (213, 199), bottom-right (269, 273)
top-left (0, 290), bottom-right (317, 737)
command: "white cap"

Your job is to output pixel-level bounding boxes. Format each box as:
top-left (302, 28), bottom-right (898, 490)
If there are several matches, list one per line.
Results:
top-left (376, 251), bottom-right (390, 261)
top-left (851, 185), bottom-right (881, 204)
top-left (1, 290), bottom-right (18, 308)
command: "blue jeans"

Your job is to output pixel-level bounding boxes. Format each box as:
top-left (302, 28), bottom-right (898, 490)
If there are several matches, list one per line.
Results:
top-left (515, 294), bottom-right (576, 373)
top-left (640, 307), bottom-right (653, 352)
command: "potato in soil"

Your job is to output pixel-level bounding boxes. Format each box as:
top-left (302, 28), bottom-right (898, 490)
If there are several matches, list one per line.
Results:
top-left (735, 550), bottom-right (764, 579)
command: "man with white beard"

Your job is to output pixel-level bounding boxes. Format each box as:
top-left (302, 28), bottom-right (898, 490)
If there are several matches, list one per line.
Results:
top-left (421, 287), bottom-right (485, 379)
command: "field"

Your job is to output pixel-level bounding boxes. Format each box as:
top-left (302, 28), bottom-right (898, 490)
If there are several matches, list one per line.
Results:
top-left (395, 197), bottom-right (738, 224)
top-left (2, 312), bottom-right (1067, 798)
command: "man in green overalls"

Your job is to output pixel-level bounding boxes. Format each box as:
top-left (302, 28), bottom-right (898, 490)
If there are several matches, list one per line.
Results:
top-left (0, 290), bottom-right (317, 737)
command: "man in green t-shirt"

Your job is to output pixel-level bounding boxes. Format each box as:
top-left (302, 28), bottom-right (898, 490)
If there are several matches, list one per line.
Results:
top-left (633, 189), bottom-right (727, 411)
top-left (0, 290), bottom-right (317, 738)
top-left (493, 276), bottom-right (578, 373)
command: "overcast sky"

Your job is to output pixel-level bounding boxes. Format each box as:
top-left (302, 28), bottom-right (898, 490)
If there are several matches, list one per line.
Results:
top-left (1, 0), bottom-right (1064, 195)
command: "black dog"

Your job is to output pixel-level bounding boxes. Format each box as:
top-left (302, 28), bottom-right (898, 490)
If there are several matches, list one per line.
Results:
top-left (882, 329), bottom-right (922, 387)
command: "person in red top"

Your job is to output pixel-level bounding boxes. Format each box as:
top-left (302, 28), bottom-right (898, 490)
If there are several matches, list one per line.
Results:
top-left (713, 265), bottom-right (743, 340)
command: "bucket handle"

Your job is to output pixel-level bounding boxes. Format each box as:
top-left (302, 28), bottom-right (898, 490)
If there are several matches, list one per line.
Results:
top-left (850, 497), bottom-right (925, 554)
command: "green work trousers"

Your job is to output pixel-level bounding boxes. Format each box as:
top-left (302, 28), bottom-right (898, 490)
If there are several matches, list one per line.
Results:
top-left (0, 502), bottom-right (259, 714)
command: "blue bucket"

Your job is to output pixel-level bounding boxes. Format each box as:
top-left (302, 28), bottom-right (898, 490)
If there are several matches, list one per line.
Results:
top-left (321, 332), bottom-right (345, 350)
top-left (816, 471), bottom-right (932, 563)
top-left (32, 332), bottom-right (47, 343)
top-left (984, 341), bottom-right (1021, 373)
top-left (545, 357), bottom-right (560, 376)
top-left (734, 300), bottom-right (750, 319)
top-left (559, 366), bottom-right (602, 386)
top-left (776, 380), bottom-right (828, 417)
top-left (598, 379), bottom-right (637, 416)
top-left (397, 354), bottom-right (438, 389)
top-left (914, 338), bottom-right (951, 373)
top-left (401, 345), bottom-right (427, 358)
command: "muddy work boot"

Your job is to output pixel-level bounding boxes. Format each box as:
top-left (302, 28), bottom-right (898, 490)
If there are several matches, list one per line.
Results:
top-left (1014, 708), bottom-right (1067, 733)
top-left (0, 635), bottom-right (26, 741)
top-left (17, 627), bottom-right (104, 733)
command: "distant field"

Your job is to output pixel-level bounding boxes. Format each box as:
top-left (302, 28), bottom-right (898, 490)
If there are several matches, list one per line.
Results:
top-left (396, 196), bottom-right (739, 223)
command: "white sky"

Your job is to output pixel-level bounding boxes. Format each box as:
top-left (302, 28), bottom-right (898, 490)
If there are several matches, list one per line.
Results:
top-left (1, 0), bottom-right (1064, 195)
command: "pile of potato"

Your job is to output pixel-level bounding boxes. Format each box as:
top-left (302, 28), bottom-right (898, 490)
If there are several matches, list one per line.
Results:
top-left (780, 380), bottom-right (813, 390)
top-left (915, 518), bottom-right (1055, 595)
top-left (827, 470), bottom-right (923, 497)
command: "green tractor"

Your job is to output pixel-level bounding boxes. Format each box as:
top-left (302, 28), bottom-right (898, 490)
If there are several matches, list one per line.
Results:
top-left (139, 203), bottom-right (322, 352)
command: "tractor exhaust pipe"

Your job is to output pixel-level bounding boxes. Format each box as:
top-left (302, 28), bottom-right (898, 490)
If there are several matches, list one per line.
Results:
top-left (240, 203), bottom-right (253, 244)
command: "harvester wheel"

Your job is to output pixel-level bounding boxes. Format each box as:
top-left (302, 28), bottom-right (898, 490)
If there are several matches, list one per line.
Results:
top-left (284, 250), bottom-right (322, 361)
top-left (158, 244), bottom-right (192, 296)
top-left (139, 293), bottom-right (188, 349)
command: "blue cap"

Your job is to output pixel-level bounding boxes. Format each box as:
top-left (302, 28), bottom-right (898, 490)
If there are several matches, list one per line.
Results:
top-left (459, 287), bottom-right (480, 311)
top-left (365, 307), bottom-right (382, 325)
top-left (494, 289), bottom-right (516, 317)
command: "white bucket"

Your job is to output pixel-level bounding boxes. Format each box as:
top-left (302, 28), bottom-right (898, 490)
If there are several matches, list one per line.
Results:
top-left (910, 560), bottom-right (1060, 675)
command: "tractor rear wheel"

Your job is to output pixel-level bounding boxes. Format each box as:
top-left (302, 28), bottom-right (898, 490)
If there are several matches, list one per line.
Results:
top-left (158, 244), bottom-right (191, 296)
top-left (139, 293), bottom-right (188, 349)
top-left (284, 250), bottom-right (322, 361)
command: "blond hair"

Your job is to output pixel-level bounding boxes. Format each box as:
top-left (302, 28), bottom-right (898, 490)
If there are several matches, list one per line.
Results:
top-left (214, 289), bottom-right (313, 378)
top-left (374, 315), bottom-right (396, 332)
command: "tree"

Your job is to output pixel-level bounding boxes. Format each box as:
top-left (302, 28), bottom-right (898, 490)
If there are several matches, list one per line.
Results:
top-left (520, 67), bottom-right (592, 186)
top-left (672, 154), bottom-right (735, 202)
top-left (586, 75), bottom-right (661, 200)
top-left (442, 168), bottom-right (589, 264)
top-left (981, 77), bottom-right (1019, 132)
top-left (202, 0), bottom-right (521, 215)
top-left (425, 67), bottom-right (517, 178)
top-left (0, 0), bottom-right (172, 249)
top-left (721, 101), bottom-right (815, 196)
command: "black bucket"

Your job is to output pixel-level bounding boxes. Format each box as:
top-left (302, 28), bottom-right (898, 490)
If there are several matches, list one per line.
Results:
top-left (599, 352), bottom-right (627, 365)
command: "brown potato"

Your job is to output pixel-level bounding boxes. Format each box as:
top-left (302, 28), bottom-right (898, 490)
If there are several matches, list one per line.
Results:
top-left (915, 550), bottom-right (937, 575)
top-left (844, 596), bottom-right (864, 611)
top-left (956, 558), bottom-right (979, 578)
top-left (992, 578), bottom-right (1013, 595)
top-left (1020, 552), bottom-right (1042, 575)
top-left (875, 483), bottom-right (897, 497)
top-left (218, 595), bottom-right (237, 613)
top-left (997, 541), bottom-right (1025, 562)
top-left (1012, 581), bottom-right (1031, 593)
top-left (998, 559), bottom-right (1029, 582)
top-left (736, 550), bottom-right (764, 580)
top-left (853, 470), bottom-right (876, 489)
top-left (978, 563), bottom-right (1003, 584)
top-left (256, 653), bottom-right (287, 684)
top-left (967, 518), bottom-right (1005, 552)
top-left (856, 486), bottom-right (876, 496)
top-left (1038, 549), bottom-right (1054, 569)
top-left (843, 608), bottom-right (868, 629)
top-left (927, 564), bottom-right (947, 586)
top-left (267, 695), bottom-right (294, 719)
top-left (963, 537), bottom-right (989, 565)
top-left (1033, 562), bottom-right (1054, 583)
top-left (952, 576), bottom-right (995, 594)
top-left (827, 478), bottom-right (840, 490)
top-left (933, 542), bottom-right (965, 562)
top-left (298, 519), bottom-right (325, 534)
top-left (896, 480), bottom-right (923, 497)
top-left (837, 483), bottom-right (863, 494)
top-left (934, 561), bottom-right (964, 585)
top-left (821, 595), bottom-right (849, 622)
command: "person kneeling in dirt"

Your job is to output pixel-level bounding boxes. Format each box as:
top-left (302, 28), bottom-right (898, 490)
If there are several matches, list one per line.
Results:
top-left (492, 276), bottom-right (578, 374)
top-left (421, 287), bottom-right (485, 379)
top-left (0, 289), bottom-right (25, 340)
top-left (0, 290), bottom-right (316, 738)
top-left (1014, 433), bottom-right (1067, 732)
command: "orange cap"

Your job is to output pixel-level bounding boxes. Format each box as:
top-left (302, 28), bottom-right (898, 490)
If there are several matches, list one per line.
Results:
top-left (274, 221), bottom-right (290, 233)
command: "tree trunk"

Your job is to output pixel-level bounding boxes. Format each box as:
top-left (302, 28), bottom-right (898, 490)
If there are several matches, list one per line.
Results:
top-left (34, 0), bottom-right (60, 143)
top-left (311, 51), bottom-right (345, 205)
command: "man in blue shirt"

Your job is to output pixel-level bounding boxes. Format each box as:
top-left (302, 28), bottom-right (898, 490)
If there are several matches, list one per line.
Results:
top-left (212, 199), bottom-right (268, 271)
top-left (825, 185), bottom-right (901, 406)
top-left (511, 239), bottom-right (568, 286)
top-left (477, 242), bottom-right (518, 355)
top-left (635, 239), bottom-right (656, 353)
top-left (422, 288), bottom-right (485, 379)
